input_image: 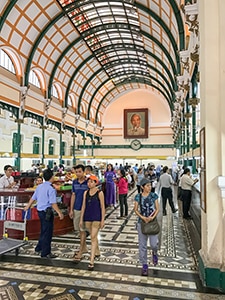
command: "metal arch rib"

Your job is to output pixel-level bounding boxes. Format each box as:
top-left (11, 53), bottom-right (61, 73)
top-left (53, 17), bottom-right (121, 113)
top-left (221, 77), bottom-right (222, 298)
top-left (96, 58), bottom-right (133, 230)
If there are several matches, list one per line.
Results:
top-left (94, 81), bottom-right (173, 124)
top-left (87, 65), bottom-right (174, 120)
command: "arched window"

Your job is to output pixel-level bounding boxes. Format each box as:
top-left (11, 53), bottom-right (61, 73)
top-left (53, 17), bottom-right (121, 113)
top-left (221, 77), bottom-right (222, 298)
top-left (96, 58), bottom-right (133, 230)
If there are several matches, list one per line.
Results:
top-left (52, 83), bottom-right (63, 101)
top-left (33, 137), bottom-right (40, 154)
top-left (89, 108), bottom-right (95, 122)
top-left (97, 114), bottom-right (102, 127)
top-left (68, 94), bottom-right (76, 108)
top-left (29, 70), bottom-right (41, 88)
top-left (52, 85), bottom-right (59, 98)
top-left (48, 139), bottom-right (55, 155)
top-left (80, 103), bottom-right (87, 118)
top-left (68, 95), bottom-right (72, 106)
top-left (0, 49), bottom-right (15, 74)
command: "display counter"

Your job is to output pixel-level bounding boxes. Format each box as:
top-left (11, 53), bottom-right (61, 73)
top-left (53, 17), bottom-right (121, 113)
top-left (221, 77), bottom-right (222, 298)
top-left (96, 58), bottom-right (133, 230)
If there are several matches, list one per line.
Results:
top-left (0, 188), bottom-right (73, 239)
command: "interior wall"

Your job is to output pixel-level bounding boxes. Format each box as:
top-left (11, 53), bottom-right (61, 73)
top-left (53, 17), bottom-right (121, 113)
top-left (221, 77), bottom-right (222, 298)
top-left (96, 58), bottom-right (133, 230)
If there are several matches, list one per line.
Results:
top-left (98, 89), bottom-right (175, 158)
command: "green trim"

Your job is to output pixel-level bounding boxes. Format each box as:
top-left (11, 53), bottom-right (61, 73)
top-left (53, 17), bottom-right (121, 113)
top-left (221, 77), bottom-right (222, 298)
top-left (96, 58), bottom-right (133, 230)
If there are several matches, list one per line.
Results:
top-left (24, 4), bottom-right (79, 86)
top-left (142, 30), bottom-right (177, 75)
top-left (24, 111), bottom-right (43, 125)
top-left (47, 119), bottom-right (61, 131)
top-left (87, 64), bottom-right (173, 119)
top-left (168, 0), bottom-right (185, 50)
top-left (199, 253), bottom-right (225, 292)
top-left (80, 144), bottom-right (174, 149)
top-left (136, 2), bottom-right (180, 72)
top-left (0, 0), bottom-right (18, 32)
top-left (65, 44), bottom-right (176, 114)
top-left (48, 36), bottom-right (83, 100)
top-left (95, 81), bottom-right (173, 123)
top-left (15, 123), bottom-right (21, 171)
top-left (64, 125), bottom-right (75, 135)
top-left (77, 26), bottom-right (177, 113)
top-left (94, 44), bottom-right (176, 88)
top-left (41, 127), bottom-right (45, 165)
top-left (0, 102), bottom-right (19, 118)
top-left (79, 68), bottom-right (171, 116)
top-left (64, 55), bottom-right (94, 108)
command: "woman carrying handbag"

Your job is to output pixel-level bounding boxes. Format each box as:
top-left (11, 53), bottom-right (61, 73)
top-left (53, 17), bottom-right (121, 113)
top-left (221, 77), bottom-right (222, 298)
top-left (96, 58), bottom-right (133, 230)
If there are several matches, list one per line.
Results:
top-left (134, 178), bottom-right (160, 276)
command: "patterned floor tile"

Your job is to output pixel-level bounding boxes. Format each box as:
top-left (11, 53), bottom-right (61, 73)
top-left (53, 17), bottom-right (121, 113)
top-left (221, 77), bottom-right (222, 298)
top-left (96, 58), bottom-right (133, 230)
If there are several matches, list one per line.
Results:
top-left (0, 188), bottom-right (224, 299)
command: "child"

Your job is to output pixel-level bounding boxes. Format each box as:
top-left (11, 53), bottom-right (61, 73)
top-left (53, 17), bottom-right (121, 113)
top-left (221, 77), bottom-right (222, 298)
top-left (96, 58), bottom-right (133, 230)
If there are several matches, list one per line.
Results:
top-left (80, 175), bottom-right (105, 270)
top-left (114, 169), bottom-right (128, 219)
top-left (134, 178), bottom-right (159, 276)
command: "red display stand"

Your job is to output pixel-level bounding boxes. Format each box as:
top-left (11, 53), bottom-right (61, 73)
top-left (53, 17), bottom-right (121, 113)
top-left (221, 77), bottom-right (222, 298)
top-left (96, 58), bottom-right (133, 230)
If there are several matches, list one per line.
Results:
top-left (0, 189), bottom-right (73, 240)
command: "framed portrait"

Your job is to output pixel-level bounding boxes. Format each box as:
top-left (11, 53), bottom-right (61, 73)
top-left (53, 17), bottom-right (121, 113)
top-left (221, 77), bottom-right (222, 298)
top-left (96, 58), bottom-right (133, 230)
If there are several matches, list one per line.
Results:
top-left (124, 108), bottom-right (148, 139)
top-left (200, 127), bottom-right (206, 212)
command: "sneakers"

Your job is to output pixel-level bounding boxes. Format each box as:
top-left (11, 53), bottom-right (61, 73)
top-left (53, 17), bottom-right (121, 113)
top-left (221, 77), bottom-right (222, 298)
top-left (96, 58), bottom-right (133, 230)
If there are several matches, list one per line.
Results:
top-left (141, 264), bottom-right (148, 276)
top-left (41, 253), bottom-right (58, 259)
top-left (152, 252), bottom-right (158, 266)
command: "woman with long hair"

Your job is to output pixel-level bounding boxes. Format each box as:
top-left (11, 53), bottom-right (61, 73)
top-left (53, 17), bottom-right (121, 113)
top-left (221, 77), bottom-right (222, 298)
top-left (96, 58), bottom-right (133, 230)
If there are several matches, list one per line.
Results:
top-left (114, 169), bottom-right (128, 219)
top-left (104, 163), bottom-right (116, 207)
top-left (80, 175), bottom-right (105, 270)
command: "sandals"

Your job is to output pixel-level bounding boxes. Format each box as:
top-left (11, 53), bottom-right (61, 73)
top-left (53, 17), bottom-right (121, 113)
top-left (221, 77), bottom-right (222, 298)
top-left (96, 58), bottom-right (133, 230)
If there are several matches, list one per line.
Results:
top-left (73, 253), bottom-right (83, 263)
top-left (88, 263), bottom-right (94, 271)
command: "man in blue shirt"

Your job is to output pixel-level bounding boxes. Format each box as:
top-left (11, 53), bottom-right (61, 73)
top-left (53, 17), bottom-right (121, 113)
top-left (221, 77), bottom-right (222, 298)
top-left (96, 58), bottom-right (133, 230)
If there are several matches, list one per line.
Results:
top-left (24, 169), bottom-right (64, 258)
top-left (69, 164), bottom-right (88, 261)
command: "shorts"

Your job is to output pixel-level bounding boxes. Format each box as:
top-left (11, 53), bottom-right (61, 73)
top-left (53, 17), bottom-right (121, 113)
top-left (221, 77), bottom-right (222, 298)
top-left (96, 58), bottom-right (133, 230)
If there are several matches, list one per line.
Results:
top-left (73, 209), bottom-right (86, 232)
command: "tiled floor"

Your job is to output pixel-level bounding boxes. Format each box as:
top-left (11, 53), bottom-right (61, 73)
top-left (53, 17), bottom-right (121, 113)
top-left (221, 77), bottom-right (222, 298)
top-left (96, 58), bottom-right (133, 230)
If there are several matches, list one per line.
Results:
top-left (0, 188), bottom-right (225, 299)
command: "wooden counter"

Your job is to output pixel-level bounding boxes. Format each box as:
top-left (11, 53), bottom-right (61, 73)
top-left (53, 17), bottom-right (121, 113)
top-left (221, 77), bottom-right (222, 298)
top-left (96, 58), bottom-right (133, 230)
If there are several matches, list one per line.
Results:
top-left (0, 188), bottom-right (73, 240)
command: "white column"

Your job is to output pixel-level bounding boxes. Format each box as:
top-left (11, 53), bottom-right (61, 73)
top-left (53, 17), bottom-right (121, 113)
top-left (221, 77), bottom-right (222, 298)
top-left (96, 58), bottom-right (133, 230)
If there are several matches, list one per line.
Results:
top-left (199, 0), bottom-right (225, 267)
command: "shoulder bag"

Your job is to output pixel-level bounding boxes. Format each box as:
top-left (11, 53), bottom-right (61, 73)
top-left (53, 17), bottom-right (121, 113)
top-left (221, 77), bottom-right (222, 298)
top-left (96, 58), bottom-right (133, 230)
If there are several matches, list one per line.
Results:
top-left (141, 218), bottom-right (160, 235)
top-left (139, 193), bottom-right (160, 235)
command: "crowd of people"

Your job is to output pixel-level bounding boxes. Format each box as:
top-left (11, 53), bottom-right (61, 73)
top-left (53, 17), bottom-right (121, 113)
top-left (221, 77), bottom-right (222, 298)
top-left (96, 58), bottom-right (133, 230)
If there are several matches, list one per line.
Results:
top-left (0, 161), bottom-right (199, 275)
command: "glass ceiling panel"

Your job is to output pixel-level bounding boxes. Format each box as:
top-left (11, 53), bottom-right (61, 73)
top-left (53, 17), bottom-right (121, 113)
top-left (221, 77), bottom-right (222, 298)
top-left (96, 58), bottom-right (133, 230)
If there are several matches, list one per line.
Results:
top-left (58, 0), bottom-right (149, 85)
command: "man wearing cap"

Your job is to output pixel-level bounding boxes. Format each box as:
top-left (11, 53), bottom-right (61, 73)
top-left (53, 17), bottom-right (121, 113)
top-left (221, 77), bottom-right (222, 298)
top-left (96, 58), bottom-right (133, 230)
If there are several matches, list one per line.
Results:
top-left (69, 164), bottom-right (88, 261)
top-left (0, 165), bottom-right (17, 189)
top-left (157, 166), bottom-right (177, 216)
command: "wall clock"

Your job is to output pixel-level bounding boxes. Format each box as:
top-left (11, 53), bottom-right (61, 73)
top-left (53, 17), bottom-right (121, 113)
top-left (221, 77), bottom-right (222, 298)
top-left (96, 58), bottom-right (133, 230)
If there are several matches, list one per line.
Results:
top-left (130, 139), bottom-right (142, 150)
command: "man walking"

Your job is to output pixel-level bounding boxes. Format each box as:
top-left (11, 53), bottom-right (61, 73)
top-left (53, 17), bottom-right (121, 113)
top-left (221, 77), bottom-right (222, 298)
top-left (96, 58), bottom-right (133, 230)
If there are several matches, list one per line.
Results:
top-left (157, 166), bottom-right (177, 216)
top-left (69, 164), bottom-right (88, 261)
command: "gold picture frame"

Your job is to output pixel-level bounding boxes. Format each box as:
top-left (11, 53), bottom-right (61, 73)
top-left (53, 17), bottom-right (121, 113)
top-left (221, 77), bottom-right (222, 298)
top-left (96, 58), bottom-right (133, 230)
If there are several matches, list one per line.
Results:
top-left (124, 108), bottom-right (148, 139)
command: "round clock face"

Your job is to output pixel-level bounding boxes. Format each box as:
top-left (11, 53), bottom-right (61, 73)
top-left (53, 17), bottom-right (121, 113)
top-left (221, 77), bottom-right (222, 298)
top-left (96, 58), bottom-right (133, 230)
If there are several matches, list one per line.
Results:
top-left (130, 139), bottom-right (142, 150)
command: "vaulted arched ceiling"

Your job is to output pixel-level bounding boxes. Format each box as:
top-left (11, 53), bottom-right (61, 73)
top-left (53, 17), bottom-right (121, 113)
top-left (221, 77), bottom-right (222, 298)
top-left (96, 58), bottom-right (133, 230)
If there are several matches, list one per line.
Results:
top-left (0, 0), bottom-right (185, 123)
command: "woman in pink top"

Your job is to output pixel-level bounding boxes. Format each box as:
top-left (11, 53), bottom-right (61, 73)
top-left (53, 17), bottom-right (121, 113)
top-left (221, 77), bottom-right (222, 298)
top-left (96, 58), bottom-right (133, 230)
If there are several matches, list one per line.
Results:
top-left (114, 169), bottom-right (128, 219)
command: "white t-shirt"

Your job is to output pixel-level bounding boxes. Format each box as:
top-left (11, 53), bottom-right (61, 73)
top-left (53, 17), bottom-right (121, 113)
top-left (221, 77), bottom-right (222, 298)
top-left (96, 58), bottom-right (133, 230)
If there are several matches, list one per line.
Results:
top-left (0, 175), bottom-right (14, 189)
top-left (180, 174), bottom-right (195, 191)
